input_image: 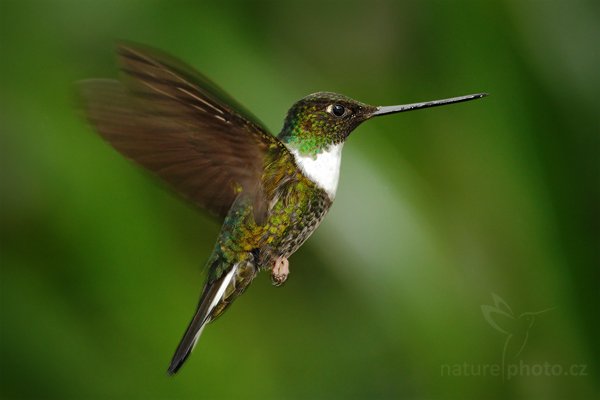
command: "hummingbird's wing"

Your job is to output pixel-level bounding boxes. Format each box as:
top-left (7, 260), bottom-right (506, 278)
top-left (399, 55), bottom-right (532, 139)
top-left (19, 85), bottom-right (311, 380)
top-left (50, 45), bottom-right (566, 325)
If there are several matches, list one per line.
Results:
top-left (79, 43), bottom-right (284, 223)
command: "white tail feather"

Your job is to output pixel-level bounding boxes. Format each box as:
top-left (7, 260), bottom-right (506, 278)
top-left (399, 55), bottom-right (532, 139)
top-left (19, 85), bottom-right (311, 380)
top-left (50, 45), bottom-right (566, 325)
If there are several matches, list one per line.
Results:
top-left (189, 263), bottom-right (238, 353)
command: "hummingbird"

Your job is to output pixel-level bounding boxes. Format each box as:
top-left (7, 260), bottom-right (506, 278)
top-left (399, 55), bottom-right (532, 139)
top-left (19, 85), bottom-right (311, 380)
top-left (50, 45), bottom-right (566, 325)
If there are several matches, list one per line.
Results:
top-left (78, 43), bottom-right (486, 375)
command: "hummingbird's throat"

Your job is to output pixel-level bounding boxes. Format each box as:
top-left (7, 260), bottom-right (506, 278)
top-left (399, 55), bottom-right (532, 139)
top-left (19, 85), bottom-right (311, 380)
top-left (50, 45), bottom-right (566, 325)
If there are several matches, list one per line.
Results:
top-left (288, 143), bottom-right (343, 199)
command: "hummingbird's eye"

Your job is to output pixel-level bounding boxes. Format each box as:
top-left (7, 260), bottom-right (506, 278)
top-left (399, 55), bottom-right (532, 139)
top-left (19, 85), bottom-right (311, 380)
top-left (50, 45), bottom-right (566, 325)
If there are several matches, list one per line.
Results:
top-left (327, 104), bottom-right (347, 117)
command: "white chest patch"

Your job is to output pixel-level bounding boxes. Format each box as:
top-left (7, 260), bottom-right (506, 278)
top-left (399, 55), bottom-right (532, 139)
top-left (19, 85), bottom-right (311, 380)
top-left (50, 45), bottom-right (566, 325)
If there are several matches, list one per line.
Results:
top-left (289, 143), bottom-right (343, 199)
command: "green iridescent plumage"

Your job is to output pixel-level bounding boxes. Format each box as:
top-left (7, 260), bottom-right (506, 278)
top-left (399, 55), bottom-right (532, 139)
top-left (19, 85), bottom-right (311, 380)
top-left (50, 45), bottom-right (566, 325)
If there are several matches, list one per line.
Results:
top-left (280, 92), bottom-right (375, 157)
top-left (205, 162), bottom-right (330, 320)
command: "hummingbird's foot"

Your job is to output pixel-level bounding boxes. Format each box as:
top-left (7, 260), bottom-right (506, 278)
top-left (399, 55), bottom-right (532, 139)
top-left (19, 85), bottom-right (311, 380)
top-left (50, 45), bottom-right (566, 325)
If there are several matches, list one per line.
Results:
top-left (271, 256), bottom-right (289, 287)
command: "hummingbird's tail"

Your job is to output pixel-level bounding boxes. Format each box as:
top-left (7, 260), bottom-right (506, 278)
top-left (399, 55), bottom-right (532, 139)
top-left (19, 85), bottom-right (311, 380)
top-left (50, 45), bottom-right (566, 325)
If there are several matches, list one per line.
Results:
top-left (167, 258), bottom-right (257, 375)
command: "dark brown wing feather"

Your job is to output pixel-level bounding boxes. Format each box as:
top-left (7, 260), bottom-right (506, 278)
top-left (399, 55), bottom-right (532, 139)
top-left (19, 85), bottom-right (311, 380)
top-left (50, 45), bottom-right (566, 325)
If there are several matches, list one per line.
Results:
top-left (78, 43), bottom-right (281, 222)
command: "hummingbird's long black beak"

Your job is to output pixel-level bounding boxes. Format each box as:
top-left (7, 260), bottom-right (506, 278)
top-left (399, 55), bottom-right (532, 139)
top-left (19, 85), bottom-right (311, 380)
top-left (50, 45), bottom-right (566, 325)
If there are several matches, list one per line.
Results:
top-left (372, 93), bottom-right (488, 116)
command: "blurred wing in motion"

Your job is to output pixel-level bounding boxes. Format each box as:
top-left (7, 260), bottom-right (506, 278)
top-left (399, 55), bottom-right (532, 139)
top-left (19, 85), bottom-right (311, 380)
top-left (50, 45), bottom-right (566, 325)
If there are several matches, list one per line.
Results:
top-left (78, 43), bottom-right (281, 222)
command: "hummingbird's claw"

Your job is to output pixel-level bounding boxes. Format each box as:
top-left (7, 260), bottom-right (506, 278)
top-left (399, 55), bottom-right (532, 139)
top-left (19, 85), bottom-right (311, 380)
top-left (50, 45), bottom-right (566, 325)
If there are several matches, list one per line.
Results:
top-left (271, 256), bottom-right (289, 286)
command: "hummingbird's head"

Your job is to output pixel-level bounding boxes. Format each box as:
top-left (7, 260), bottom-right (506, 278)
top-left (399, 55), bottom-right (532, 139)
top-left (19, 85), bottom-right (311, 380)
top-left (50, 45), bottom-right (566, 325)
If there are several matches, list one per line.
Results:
top-left (278, 91), bottom-right (488, 158)
top-left (278, 92), bottom-right (376, 157)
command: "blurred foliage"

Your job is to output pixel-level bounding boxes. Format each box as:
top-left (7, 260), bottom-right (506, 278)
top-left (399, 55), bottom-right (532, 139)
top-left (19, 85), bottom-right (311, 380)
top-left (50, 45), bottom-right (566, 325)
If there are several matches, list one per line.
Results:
top-left (1, 0), bottom-right (598, 399)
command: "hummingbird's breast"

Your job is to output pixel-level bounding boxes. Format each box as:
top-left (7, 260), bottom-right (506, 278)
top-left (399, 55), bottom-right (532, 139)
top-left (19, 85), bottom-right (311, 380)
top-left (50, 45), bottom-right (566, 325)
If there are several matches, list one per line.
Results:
top-left (217, 147), bottom-right (337, 271)
top-left (257, 175), bottom-right (332, 269)
top-left (248, 145), bottom-right (337, 269)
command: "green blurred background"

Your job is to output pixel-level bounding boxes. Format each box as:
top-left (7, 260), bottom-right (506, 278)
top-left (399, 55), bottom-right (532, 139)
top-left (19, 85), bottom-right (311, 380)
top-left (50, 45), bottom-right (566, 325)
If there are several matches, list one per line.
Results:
top-left (1, 0), bottom-right (598, 399)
